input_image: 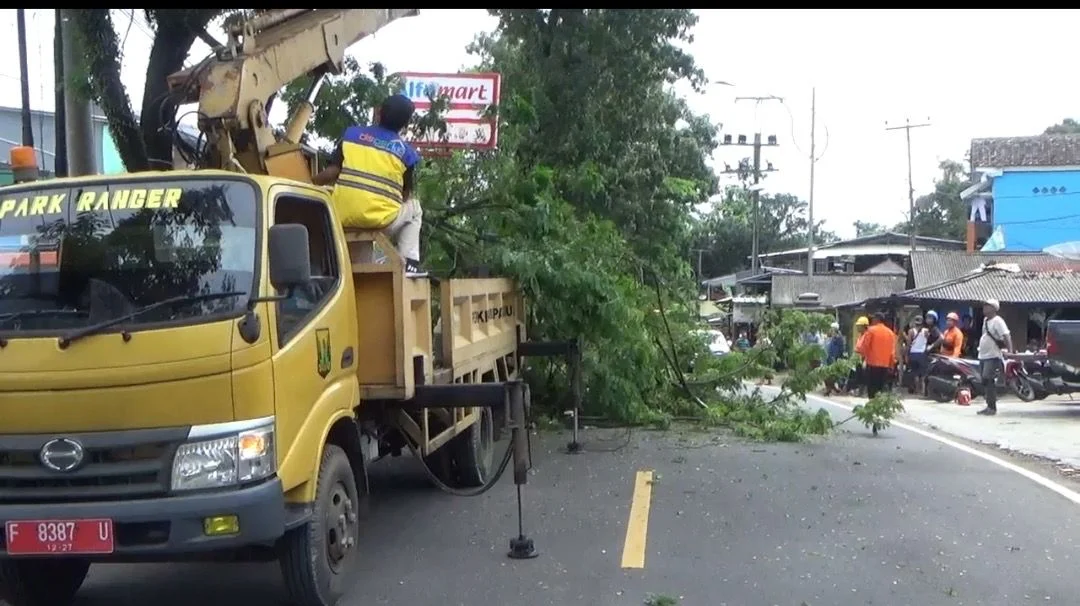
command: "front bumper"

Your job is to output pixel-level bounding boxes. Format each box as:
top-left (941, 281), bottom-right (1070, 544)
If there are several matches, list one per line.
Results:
top-left (0, 478), bottom-right (286, 558)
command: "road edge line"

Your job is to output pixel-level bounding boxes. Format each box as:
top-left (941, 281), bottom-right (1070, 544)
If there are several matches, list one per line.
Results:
top-left (620, 469), bottom-right (654, 569)
top-left (804, 392), bottom-right (1080, 506)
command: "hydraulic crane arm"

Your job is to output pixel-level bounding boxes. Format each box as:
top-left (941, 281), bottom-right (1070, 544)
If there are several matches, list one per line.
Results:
top-left (166, 9), bottom-right (417, 178)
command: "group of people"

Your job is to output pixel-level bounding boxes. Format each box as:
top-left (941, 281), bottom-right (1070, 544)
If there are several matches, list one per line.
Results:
top-left (829, 299), bottom-right (1012, 416)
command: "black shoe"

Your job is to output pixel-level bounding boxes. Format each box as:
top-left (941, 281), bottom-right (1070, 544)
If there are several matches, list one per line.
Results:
top-left (977, 407), bottom-right (997, 416)
top-left (405, 259), bottom-right (428, 278)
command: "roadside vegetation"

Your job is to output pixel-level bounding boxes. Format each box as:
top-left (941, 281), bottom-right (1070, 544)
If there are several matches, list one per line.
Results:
top-left (72, 9), bottom-right (905, 439)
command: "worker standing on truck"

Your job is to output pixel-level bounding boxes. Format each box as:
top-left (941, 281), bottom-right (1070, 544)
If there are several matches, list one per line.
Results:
top-left (313, 94), bottom-right (426, 276)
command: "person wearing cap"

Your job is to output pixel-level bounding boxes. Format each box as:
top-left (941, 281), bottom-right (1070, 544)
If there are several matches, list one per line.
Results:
top-left (314, 94), bottom-right (426, 277)
top-left (941, 312), bottom-right (964, 358)
top-left (977, 298), bottom-right (1012, 416)
top-left (856, 313), bottom-right (898, 398)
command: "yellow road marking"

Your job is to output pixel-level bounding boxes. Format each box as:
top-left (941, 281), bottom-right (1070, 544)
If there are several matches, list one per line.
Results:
top-left (620, 469), bottom-right (654, 569)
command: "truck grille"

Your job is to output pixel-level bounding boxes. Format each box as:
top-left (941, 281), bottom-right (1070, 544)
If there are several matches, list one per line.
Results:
top-left (0, 427), bottom-right (189, 503)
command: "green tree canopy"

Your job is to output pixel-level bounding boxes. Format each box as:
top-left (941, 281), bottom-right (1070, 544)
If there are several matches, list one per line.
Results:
top-left (853, 220), bottom-right (887, 237)
top-left (692, 186), bottom-right (838, 278)
top-left (893, 159), bottom-right (971, 241)
top-left (1044, 118), bottom-right (1080, 135)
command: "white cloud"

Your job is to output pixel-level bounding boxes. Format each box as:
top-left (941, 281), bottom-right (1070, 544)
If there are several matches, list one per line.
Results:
top-left (2, 9), bottom-right (1075, 238)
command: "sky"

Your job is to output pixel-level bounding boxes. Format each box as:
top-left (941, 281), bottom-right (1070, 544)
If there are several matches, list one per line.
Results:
top-left (0, 9), bottom-right (1076, 239)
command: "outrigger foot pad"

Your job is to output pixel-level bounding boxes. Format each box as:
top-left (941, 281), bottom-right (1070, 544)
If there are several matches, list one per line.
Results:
top-left (508, 535), bottom-right (539, 559)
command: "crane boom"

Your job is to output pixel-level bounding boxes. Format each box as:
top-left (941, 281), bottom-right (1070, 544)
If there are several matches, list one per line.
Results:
top-left (166, 9), bottom-right (417, 179)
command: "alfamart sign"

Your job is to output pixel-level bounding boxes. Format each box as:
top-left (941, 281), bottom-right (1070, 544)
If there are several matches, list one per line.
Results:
top-left (396, 72), bottom-right (501, 150)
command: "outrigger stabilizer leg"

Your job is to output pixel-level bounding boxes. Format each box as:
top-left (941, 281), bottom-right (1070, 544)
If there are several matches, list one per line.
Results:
top-left (507, 379), bottom-right (539, 559)
top-left (516, 330), bottom-right (584, 455)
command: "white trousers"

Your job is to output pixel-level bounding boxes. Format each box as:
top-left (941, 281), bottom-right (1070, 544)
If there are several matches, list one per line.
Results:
top-left (383, 198), bottom-right (423, 261)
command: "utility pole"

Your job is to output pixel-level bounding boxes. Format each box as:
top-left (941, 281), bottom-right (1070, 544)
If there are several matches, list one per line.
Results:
top-left (54, 9), bottom-right (68, 177)
top-left (812, 87), bottom-right (816, 276)
top-left (751, 133), bottom-right (763, 273)
top-left (60, 9), bottom-right (95, 176)
top-left (692, 248), bottom-right (708, 283)
top-left (16, 9), bottom-right (34, 149)
top-left (722, 95), bottom-right (784, 274)
top-left (885, 118), bottom-right (931, 253)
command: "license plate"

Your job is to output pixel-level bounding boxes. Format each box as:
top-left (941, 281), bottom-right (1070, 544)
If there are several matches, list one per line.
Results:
top-left (5, 519), bottom-right (114, 555)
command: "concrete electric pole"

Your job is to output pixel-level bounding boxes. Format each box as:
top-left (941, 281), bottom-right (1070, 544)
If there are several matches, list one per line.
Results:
top-left (885, 118), bottom-right (931, 253)
top-left (16, 9), bottom-right (34, 150)
top-left (807, 88), bottom-right (817, 276)
top-left (722, 95), bottom-right (784, 274)
top-left (60, 9), bottom-right (95, 176)
top-left (54, 8), bottom-right (68, 177)
top-left (692, 248), bottom-right (708, 284)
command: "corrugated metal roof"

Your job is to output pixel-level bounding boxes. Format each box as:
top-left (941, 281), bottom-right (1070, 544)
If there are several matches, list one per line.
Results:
top-left (699, 300), bottom-right (725, 318)
top-left (864, 259), bottom-right (907, 275)
top-left (904, 267), bottom-right (1080, 304)
top-left (756, 231), bottom-right (964, 259)
top-left (970, 135), bottom-right (1080, 169)
top-left (771, 274), bottom-right (907, 308)
top-left (910, 250), bottom-right (1080, 287)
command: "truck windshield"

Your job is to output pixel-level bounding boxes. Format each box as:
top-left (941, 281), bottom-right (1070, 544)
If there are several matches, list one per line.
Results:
top-left (0, 177), bottom-right (258, 335)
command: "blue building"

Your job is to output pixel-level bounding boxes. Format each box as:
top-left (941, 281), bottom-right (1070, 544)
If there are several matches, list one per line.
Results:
top-left (968, 135), bottom-right (1080, 252)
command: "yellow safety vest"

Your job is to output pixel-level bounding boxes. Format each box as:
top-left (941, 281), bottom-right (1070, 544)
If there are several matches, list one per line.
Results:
top-left (332, 126), bottom-right (420, 229)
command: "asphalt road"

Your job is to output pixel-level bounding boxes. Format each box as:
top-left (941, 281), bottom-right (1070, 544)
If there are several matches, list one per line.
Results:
top-left (38, 395), bottom-right (1080, 605)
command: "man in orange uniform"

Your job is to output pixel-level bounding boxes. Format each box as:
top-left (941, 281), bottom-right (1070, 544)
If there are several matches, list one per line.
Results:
top-left (941, 312), bottom-right (965, 358)
top-left (856, 313), bottom-right (897, 398)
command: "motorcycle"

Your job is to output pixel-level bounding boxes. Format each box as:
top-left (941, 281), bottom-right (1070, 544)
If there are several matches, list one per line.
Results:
top-left (1003, 353), bottom-right (1047, 402)
top-left (1018, 356), bottom-right (1080, 399)
top-left (923, 355), bottom-right (981, 403)
top-left (921, 354), bottom-right (1031, 403)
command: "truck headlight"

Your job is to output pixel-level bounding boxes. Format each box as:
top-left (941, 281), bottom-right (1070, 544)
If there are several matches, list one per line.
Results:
top-left (171, 423), bottom-right (276, 491)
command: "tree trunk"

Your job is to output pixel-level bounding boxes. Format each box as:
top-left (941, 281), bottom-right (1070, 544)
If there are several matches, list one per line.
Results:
top-left (139, 21), bottom-right (198, 170)
top-left (69, 9), bottom-right (148, 172)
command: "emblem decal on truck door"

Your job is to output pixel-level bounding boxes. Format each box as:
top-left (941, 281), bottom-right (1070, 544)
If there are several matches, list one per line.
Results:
top-left (316, 329), bottom-right (332, 378)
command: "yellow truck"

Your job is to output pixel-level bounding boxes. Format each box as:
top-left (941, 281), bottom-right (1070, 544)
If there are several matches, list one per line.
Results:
top-left (0, 9), bottom-right (561, 606)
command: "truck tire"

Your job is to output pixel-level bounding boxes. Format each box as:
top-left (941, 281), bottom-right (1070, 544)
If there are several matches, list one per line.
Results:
top-left (0, 558), bottom-right (90, 606)
top-left (451, 406), bottom-right (496, 488)
top-left (279, 444), bottom-right (360, 606)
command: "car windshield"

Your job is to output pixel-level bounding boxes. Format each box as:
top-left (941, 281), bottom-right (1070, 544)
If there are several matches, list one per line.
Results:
top-left (0, 177), bottom-right (258, 335)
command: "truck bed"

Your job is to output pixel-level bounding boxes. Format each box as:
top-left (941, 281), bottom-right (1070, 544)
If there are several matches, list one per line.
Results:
top-left (345, 230), bottom-right (523, 397)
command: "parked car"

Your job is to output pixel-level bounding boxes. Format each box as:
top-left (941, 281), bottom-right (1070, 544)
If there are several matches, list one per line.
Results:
top-left (692, 329), bottom-right (731, 356)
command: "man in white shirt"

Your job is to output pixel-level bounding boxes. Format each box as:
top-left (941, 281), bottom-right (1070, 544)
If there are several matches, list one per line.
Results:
top-left (977, 298), bottom-right (1012, 416)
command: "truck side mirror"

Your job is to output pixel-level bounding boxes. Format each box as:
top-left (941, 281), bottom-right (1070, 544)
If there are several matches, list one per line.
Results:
top-left (268, 224), bottom-right (312, 292)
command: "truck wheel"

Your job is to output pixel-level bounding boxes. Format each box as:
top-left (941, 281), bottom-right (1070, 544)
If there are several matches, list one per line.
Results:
top-left (279, 444), bottom-right (360, 606)
top-left (452, 406), bottom-right (496, 488)
top-left (423, 446), bottom-right (456, 486)
top-left (0, 558), bottom-right (90, 606)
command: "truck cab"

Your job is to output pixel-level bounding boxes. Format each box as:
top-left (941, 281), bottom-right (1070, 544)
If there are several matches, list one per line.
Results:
top-left (0, 170), bottom-right (526, 605)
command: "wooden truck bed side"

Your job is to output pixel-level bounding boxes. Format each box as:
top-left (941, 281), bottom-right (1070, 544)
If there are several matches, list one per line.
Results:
top-left (344, 229), bottom-right (524, 455)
